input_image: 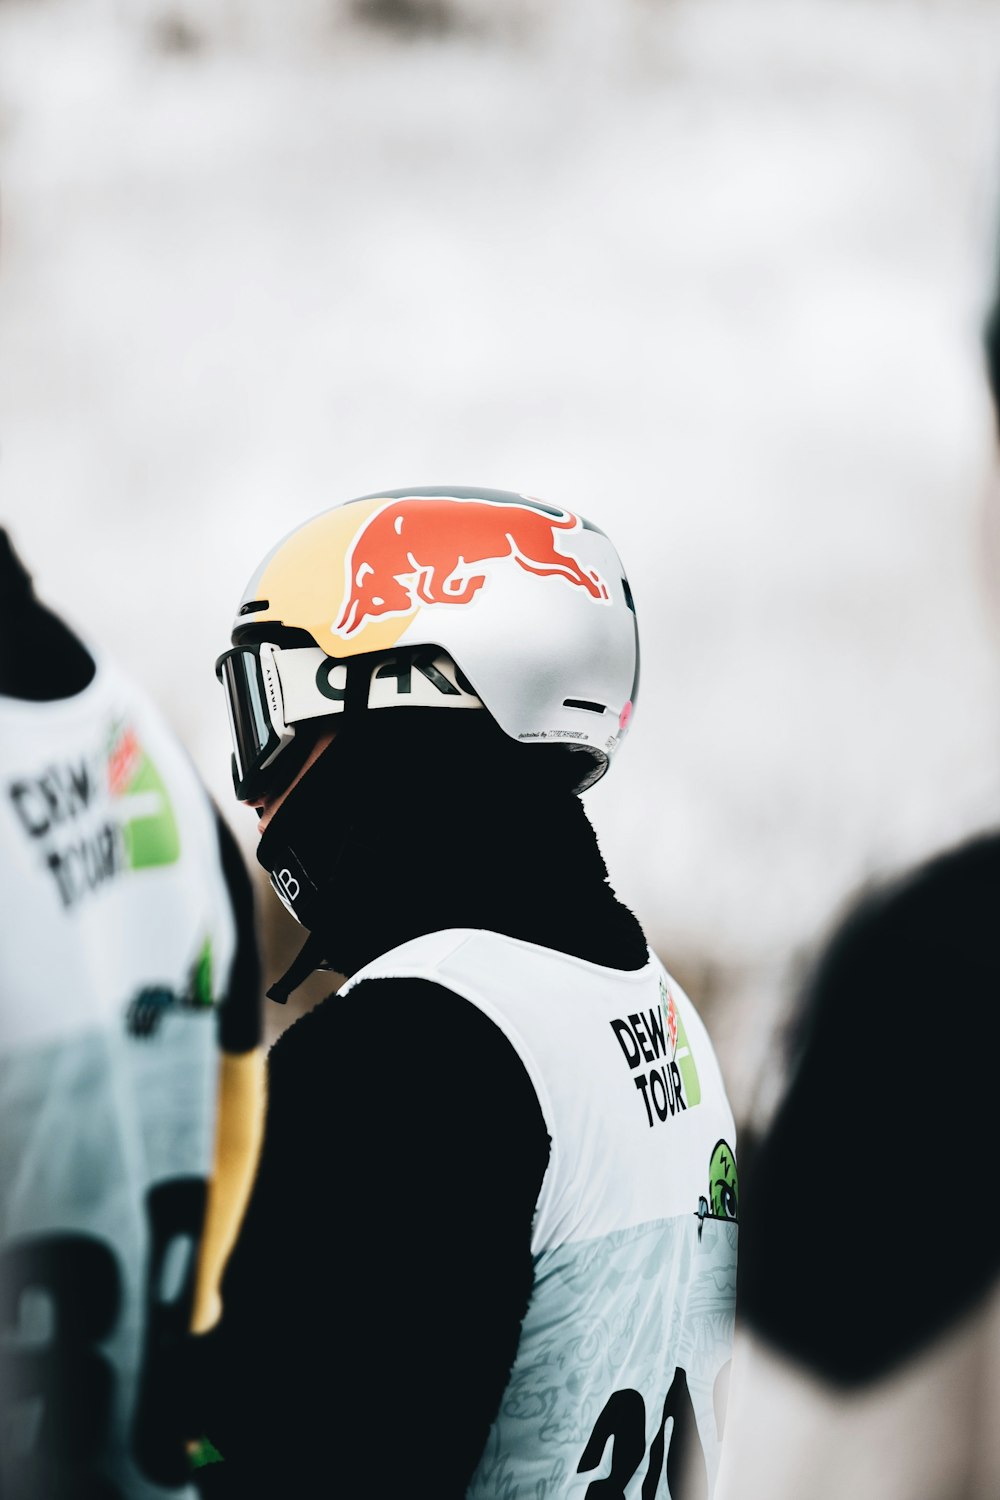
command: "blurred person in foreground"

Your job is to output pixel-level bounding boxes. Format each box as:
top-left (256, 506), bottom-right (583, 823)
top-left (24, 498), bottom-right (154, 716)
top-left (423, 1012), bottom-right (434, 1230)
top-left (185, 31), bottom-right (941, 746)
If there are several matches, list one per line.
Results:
top-left (0, 528), bottom-right (265, 1499)
top-left (193, 485), bottom-right (740, 1497)
top-left (714, 265), bottom-right (1000, 1500)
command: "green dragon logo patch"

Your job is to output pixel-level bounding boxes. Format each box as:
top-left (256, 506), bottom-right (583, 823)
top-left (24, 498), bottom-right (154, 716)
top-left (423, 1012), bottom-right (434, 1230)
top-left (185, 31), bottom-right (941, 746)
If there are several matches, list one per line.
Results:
top-left (697, 1138), bottom-right (739, 1234)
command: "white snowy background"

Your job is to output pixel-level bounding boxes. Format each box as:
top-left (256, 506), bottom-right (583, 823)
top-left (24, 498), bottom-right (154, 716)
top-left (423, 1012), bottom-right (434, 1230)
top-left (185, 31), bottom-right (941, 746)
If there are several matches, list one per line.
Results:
top-left (3, 3), bottom-right (1000, 1487)
top-left (2, 0), bottom-right (1000, 1110)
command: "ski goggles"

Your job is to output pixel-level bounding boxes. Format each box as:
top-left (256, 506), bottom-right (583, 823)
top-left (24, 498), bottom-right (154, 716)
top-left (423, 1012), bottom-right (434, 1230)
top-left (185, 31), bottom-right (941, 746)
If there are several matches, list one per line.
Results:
top-left (215, 640), bottom-right (484, 803)
top-left (214, 642), bottom-right (347, 803)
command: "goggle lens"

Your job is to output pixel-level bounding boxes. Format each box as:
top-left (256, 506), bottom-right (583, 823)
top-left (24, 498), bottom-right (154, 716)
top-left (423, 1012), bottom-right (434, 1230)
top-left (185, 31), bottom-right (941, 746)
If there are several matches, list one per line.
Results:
top-left (215, 646), bottom-right (285, 802)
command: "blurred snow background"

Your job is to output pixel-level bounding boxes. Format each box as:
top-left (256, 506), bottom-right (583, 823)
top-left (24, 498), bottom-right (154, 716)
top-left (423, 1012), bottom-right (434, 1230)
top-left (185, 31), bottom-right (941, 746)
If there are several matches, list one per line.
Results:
top-left (2, 0), bottom-right (1000, 1101)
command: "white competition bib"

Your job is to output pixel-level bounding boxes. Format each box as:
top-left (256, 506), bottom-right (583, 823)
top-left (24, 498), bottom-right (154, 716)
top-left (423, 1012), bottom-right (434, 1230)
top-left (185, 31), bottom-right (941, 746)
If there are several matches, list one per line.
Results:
top-left (341, 928), bottom-right (739, 1498)
top-left (0, 653), bottom-right (238, 1499)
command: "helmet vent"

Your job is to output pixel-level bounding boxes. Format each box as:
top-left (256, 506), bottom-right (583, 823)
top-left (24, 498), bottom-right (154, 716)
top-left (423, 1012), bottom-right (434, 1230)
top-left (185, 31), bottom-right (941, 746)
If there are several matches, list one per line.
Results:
top-left (239, 600), bottom-right (270, 616)
top-left (563, 698), bottom-right (606, 714)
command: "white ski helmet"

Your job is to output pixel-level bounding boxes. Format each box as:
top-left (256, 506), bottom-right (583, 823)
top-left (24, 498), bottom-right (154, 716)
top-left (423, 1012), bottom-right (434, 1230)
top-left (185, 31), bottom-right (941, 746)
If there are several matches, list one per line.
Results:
top-left (216, 486), bottom-right (639, 799)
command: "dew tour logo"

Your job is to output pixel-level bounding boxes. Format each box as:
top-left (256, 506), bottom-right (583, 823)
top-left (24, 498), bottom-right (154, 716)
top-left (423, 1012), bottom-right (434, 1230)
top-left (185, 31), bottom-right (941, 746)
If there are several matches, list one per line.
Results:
top-left (7, 719), bottom-right (180, 909)
top-left (610, 978), bottom-right (702, 1129)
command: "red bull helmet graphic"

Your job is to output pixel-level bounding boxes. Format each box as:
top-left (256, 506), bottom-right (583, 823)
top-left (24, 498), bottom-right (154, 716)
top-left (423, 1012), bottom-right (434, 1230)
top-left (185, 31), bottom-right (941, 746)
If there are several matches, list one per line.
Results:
top-left (216, 486), bottom-right (640, 799)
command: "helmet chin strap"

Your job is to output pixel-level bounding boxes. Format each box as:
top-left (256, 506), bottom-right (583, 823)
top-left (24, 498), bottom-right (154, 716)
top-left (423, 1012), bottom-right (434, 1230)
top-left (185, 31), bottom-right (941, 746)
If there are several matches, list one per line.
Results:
top-left (263, 930), bottom-right (330, 1006)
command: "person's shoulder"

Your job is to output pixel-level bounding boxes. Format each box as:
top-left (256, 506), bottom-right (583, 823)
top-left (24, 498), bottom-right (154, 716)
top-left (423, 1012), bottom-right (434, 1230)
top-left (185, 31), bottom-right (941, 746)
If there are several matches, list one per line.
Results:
top-left (271, 972), bottom-right (517, 1062)
top-left (267, 971), bottom-right (548, 1122)
top-left (884, 826), bottom-right (1000, 906)
top-left (741, 827), bottom-right (1000, 1382)
top-left (829, 827), bottom-right (1000, 962)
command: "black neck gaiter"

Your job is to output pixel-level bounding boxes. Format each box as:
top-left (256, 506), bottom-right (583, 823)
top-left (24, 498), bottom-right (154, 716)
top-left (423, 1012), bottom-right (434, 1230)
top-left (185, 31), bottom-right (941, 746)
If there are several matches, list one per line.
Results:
top-left (256, 711), bottom-right (648, 993)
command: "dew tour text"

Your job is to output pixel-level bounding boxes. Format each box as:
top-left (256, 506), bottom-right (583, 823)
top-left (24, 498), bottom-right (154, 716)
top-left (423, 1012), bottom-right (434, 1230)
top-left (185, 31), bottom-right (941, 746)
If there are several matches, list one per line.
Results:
top-left (611, 1009), bottom-right (687, 1128)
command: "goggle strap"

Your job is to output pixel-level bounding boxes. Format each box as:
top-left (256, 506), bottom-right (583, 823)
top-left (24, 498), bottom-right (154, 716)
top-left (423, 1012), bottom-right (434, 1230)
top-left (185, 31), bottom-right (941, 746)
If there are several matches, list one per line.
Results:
top-left (270, 645), bottom-right (348, 724)
top-left (271, 644), bottom-right (483, 722)
top-left (216, 641), bottom-right (486, 803)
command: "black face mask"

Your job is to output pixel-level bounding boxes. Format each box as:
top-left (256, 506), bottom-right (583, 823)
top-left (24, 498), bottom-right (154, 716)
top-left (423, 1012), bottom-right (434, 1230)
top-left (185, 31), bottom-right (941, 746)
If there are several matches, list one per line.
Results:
top-left (253, 731), bottom-right (362, 1001)
top-left (257, 805), bottom-right (330, 933)
top-left (253, 714), bottom-right (436, 997)
top-left (256, 708), bottom-right (501, 923)
top-left (253, 709), bottom-right (598, 1001)
top-left (256, 733), bottom-right (355, 923)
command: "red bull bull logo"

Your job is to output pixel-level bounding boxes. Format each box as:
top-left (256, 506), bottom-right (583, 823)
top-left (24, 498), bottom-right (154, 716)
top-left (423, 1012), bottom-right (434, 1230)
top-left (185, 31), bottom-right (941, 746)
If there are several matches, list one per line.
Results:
top-left (662, 980), bottom-right (679, 1055)
top-left (333, 495), bottom-right (610, 639)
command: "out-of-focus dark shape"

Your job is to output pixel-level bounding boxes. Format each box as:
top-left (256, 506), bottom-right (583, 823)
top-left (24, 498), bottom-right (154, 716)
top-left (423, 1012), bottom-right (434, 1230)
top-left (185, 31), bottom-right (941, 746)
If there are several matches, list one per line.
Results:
top-left (714, 196), bottom-right (1000, 1500)
top-left (151, 13), bottom-right (205, 56)
top-left (0, 529), bottom-right (96, 700)
top-left (738, 829), bottom-right (1000, 1383)
top-left (352, 0), bottom-right (468, 37)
